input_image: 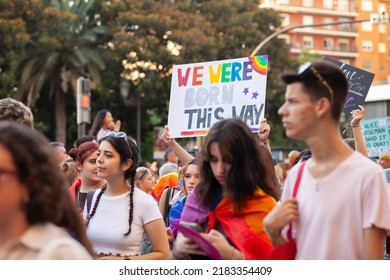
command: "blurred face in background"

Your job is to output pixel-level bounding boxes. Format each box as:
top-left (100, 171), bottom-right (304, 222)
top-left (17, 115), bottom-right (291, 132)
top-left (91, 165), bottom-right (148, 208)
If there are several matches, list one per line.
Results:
top-left (182, 163), bottom-right (200, 195)
top-left (78, 150), bottom-right (103, 185)
top-left (102, 112), bottom-right (114, 130)
top-left (137, 170), bottom-right (156, 194)
top-left (379, 156), bottom-right (390, 169)
top-left (56, 146), bottom-right (68, 164)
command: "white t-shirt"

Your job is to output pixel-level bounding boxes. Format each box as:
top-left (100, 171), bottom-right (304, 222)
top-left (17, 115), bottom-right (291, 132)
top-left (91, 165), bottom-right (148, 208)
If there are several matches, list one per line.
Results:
top-left (282, 152), bottom-right (390, 259)
top-left (84, 187), bottom-right (162, 256)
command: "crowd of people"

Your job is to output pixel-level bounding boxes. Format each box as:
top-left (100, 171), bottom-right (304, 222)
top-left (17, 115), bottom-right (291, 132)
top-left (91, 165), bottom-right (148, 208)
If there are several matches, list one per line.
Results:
top-left (0, 60), bottom-right (389, 260)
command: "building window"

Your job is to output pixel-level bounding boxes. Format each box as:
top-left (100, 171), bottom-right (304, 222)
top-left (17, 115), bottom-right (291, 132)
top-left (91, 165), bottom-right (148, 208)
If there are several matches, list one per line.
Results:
top-left (361, 0), bottom-right (373, 12)
top-left (323, 17), bottom-right (333, 30)
top-left (339, 17), bottom-right (351, 31)
top-left (281, 13), bottom-right (290, 27)
top-left (361, 21), bottom-right (373, 31)
top-left (380, 62), bottom-right (386, 71)
top-left (362, 40), bottom-right (373, 52)
top-left (324, 38), bottom-right (334, 50)
top-left (362, 61), bottom-right (372, 70)
top-left (379, 43), bottom-right (387, 53)
top-left (339, 39), bottom-right (350, 52)
top-left (303, 0), bottom-right (313, 7)
top-left (303, 15), bottom-right (313, 28)
top-left (338, 0), bottom-right (349, 12)
top-left (323, 0), bottom-right (332, 9)
top-left (379, 23), bottom-right (387, 33)
top-left (303, 36), bottom-right (314, 49)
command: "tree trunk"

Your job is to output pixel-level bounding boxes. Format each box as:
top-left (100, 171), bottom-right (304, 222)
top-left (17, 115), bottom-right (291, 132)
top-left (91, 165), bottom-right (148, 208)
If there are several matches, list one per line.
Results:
top-left (55, 90), bottom-right (66, 145)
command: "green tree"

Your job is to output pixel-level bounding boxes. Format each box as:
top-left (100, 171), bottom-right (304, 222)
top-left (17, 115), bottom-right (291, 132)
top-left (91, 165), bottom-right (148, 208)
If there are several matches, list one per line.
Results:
top-left (111, 0), bottom-right (298, 158)
top-left (12, 0), bottom-right (107, 144)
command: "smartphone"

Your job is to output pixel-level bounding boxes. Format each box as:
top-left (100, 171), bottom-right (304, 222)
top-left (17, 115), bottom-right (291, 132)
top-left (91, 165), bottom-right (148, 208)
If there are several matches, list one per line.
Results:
top-left (179, 221), bottom-right (203, 232)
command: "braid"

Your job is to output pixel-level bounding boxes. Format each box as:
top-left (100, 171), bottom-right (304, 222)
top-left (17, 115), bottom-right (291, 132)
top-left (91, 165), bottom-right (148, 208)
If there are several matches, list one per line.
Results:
top-left (87, 187), bottom-right (106, 226)
top-left (124, 171), bottom-right (136, 236)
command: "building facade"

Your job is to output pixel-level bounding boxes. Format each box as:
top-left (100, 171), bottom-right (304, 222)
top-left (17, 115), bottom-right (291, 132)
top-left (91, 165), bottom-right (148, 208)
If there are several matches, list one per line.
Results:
top-left (260, 0), bottom-right (390, 85)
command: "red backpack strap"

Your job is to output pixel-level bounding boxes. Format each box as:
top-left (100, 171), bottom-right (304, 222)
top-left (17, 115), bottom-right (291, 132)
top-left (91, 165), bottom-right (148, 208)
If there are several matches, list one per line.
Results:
top-left (292, 160), bottom-right (307, 198)
top-left (287, 160), bottom-right (307, 239)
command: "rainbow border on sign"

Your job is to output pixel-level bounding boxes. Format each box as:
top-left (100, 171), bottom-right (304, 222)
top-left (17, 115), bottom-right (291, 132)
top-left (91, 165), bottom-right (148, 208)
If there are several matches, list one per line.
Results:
top-left (180, 130), bottom-right (209, 136)
top-left (249, 56), bottom-right (268, 75)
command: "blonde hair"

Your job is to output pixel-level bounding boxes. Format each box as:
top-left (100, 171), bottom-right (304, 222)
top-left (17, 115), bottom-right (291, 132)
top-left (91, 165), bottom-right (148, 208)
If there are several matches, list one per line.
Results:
top-left (134, 167), bottom-right (152, 187)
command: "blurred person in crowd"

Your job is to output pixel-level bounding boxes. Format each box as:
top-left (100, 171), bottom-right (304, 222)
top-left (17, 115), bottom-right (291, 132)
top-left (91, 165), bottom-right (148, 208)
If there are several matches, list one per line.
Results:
top-left (264, 60), bottom-right (390, 259)
top-left (84, 132), bottom-right (169, 260)
top-left (159, 162), bottom-right (178, 177)
top-left (286, 150), bottom-right (300, 167)
top-left (50, 142), bottom-right (68, 164)
top-left (163, 159), bottom-right (200, 239)
top-left (134, 167), bottom-right (156, 195)
top-left (276, 162), bottom-right (289, 184)
top-left (0, 97), bottom-right (33, 128)
top-left (164, 148), bottom-right (178, 164)
top-left (89, 109), bottom-right (121, 141)
top-left (61, 158), bottom-right (79, 187)
top-left (0, 122), bottom-right (93, 259)
top-left (171, 118), bottom-right (279, 260)
top-left (68, 141), bottom-right (106, 212)
top-left (379, 155), bottom-right (390, 169)
top-left (74, 135), bottom-right (96, 148)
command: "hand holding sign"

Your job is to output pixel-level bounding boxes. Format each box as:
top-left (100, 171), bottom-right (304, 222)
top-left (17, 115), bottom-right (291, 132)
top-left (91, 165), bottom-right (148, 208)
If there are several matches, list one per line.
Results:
top-left (324, 57), bottom-right (375, 114)
top-left (350, 105), bottom-right (365, 126)
top-left (258, 118), bottom-right (270, 142)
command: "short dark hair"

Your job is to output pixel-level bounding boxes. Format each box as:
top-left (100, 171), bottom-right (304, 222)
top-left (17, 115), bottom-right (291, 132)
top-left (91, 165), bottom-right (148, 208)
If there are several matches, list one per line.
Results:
top-left (281, 60), bottom-right (348, 121)
top-left (164, 148), bottom-right (173, 161)
top-left (74, 135), bottom-right (96, 148)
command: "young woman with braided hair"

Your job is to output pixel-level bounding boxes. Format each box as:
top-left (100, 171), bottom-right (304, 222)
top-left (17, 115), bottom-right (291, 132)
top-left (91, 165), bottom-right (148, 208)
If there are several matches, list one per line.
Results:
top-left (83, 132), bottom-right (169, 260)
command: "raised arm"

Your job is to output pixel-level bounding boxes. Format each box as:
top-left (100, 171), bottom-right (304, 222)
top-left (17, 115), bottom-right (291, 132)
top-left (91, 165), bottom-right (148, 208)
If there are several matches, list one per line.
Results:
top-left (350, 105), bottom-right (368, 157)
top-left (258, 118), bottom-right (272, 154)
top-left (162, 125), bottom-right (194, 165)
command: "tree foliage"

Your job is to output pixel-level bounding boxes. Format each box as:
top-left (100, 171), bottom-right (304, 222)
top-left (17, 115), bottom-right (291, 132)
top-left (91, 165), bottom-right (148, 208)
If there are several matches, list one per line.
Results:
top-left (0, 0), bottom-right (302, 157)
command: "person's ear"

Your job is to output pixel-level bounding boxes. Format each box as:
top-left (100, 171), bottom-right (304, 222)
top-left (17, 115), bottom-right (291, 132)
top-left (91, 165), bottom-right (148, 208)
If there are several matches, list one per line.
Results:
top-left (121, 159), bottom-right (133, 172)
top-left (315, 97), bottom-right (331, 118)
top-left (75, 161), bottom-right (82, 172)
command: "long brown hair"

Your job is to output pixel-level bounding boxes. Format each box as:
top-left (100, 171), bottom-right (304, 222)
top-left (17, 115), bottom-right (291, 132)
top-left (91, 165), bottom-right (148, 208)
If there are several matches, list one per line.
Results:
top-left (0, 121), bottom-right (93, 256)
top-left (195, 118), bottom-right (280, 212)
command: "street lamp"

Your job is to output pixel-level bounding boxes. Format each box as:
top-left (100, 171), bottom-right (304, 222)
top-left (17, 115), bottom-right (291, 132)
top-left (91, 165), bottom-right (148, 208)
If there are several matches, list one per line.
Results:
top-left (120, 80), bottom-right (141, 152)
top-left (250, 12), bottom-right (389, 56)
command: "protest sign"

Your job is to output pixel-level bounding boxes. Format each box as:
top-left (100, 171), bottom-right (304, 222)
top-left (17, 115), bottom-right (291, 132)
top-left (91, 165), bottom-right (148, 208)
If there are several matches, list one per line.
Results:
top-left (324, 57), bottom-right (375, 114)
top-left (361, 118), bottom-right (390, 157)
top-left (167, 55), bottom-right (268, 138)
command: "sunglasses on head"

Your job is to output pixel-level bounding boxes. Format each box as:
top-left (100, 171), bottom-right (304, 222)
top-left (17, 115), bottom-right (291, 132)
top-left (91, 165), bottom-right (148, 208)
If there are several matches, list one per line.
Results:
top-left (138, 169), bottom-right (150, 181)
top-left (105, 131), bottom-right (133, 158)
top-left (297, 62), bottom-right (334, 105)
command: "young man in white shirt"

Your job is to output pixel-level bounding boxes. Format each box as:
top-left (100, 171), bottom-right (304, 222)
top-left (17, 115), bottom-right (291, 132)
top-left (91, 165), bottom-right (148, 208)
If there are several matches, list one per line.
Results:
top-left (264, 61), bottom-right (390, 259)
